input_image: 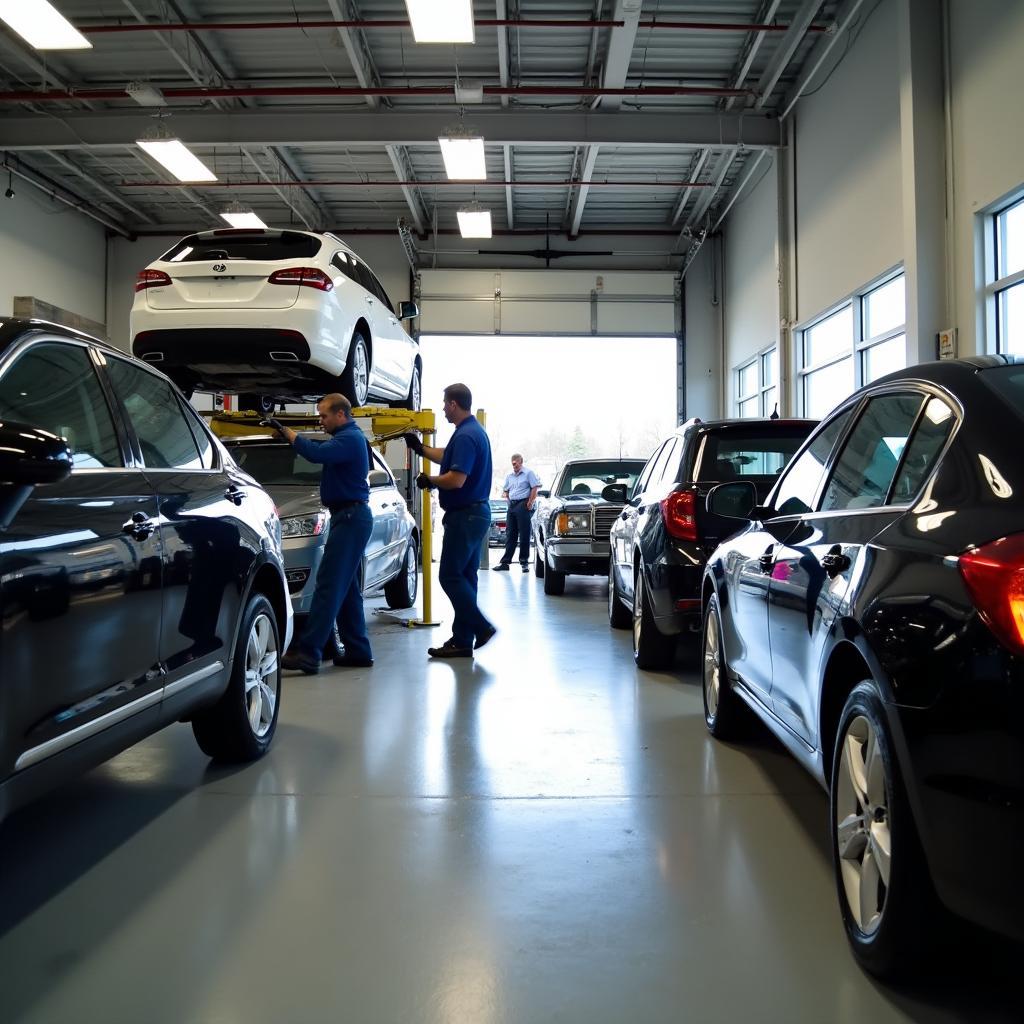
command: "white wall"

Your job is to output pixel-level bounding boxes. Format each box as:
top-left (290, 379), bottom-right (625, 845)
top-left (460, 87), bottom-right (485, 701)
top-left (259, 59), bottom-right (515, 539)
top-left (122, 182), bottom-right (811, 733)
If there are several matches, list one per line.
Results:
top-left (683, 240), bottom-right (722, 420)
top-left (0, 188), bottom-right (107, 328)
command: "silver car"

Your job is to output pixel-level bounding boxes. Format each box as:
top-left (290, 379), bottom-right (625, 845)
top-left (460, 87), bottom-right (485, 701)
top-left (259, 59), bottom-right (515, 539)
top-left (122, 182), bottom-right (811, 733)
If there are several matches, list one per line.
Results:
top-left (224, 435), bottom-right (419, 632)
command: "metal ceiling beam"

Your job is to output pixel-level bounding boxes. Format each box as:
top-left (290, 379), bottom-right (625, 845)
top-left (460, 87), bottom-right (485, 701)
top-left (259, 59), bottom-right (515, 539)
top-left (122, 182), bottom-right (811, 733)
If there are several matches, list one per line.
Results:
top-left (711, 150), bottom-right (770, 231)
top-left (0, 110), bottom-right (781, 151)
top-left (756, 0), bottom-right (824, 108)
top-left (685, 149), bottom-right (738, 228)
top-left (496, 0), bottom-right (515, 228)
top-left (45, 150), bottom-right (151, 221)
top-left (670, 149), bottom-right (710, 224)
top-left (722, 0), bottom-right (782, 110)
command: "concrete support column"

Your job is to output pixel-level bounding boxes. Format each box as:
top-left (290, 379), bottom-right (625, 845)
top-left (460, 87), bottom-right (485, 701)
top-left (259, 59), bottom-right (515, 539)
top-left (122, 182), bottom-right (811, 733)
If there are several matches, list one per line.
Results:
top-left (776, 116), bottom-right (799, 415)
top-left (898, 0), bottom-right (949, 364)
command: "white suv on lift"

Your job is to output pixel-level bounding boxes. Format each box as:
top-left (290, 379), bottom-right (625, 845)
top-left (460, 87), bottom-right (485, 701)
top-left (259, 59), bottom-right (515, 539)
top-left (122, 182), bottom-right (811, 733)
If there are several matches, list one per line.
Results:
top-left (130, 228), bottom-right (421, 412)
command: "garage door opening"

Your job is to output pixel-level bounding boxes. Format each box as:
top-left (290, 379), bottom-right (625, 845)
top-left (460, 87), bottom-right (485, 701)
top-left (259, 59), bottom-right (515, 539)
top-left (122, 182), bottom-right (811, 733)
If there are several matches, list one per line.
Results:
top-left (420, 334), bottom-right (678, 489)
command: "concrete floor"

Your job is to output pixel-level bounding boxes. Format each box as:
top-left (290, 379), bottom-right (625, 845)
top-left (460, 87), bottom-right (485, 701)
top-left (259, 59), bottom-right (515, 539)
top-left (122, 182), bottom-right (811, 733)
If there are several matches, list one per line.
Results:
top-left (0, 568), bottom-right (1016, 1023)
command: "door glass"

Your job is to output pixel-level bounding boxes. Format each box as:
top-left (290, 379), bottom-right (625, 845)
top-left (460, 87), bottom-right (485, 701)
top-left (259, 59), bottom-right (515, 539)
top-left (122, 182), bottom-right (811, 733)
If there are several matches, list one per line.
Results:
top-left (0, 343), bottom-right (123, 468)
top-left (890, 397), bottom-right (956, 502)
top-left (332, 252), bottom-right (359, 282)
top-left (821, 393), bottom-right (923, 511)
top-left (106, 359), bottom-right (203, 469)
top-left (650, 438), bottom-right (679, 487)
top-left (631, 443), bottom-right (665, 498)
top-left (772, 409), bottom-right (854, 516)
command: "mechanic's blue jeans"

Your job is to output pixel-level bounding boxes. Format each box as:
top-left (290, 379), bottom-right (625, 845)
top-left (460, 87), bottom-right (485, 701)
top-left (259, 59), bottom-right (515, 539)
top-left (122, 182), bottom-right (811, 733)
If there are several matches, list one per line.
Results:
top-left (298, 503), bottom-right (373, 662)
top-left (501, 499), bottom-right (533, 565)
top-left (439, 501), bottom-right (494, 648)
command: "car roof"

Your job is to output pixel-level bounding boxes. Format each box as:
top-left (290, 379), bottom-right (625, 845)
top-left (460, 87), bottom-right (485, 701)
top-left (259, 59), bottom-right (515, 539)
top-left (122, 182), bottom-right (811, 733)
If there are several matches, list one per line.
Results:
top-left (560, 457), bottom-right (647, 467)
top-left (869, 354), bottom-right (1024, 388)
top-left (0, 317), bottom-right (123, 361)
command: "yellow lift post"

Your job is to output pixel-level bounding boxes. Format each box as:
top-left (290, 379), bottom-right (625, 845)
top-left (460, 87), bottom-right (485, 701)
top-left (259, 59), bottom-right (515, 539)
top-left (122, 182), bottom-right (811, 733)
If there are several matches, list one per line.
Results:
top-left (208, 405), bottom-right (440, 627)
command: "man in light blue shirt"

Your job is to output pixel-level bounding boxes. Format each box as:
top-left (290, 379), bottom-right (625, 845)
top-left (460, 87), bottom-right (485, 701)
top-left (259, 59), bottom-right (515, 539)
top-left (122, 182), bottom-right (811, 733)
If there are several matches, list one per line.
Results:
top-left (494, 453), bottom-right (541, 572)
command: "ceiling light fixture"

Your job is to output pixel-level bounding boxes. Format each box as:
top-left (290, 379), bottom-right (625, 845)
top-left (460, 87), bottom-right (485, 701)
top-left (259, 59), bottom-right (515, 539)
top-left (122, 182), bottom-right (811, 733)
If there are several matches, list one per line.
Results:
top-left (136, 123), bottom-right (216, 183)
top-left (457, 204), bottom-right (492, 239)
top-left (220, 201), bottom-right (268, 230)
top-left (0, 1), bottom-right (91, 50)
top-left (126, 81), bottom-right (167, 108)
top-left (438, 127), bottom-right (487, 181)
top-left (404, 0), bottom-right (474, 44)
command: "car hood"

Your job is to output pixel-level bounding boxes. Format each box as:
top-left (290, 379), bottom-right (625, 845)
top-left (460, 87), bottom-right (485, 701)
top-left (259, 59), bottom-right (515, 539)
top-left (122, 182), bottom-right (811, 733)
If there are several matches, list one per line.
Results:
top-left (264, 485), bottom-right (322, 518)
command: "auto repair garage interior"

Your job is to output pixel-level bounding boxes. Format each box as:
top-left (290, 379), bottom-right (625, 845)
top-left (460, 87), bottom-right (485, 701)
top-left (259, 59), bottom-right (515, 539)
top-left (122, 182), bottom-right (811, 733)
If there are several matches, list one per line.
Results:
top-left (0, 1), bottom-right (1022, 1021)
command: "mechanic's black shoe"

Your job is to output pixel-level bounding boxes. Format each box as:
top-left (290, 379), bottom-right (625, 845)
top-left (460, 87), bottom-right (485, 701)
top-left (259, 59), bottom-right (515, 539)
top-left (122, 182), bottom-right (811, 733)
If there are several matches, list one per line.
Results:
top-left (332, 654), bottom-right (374, 668)
top-left (474, 625), bottom-right (497, 650)
top-left (520, 563), bottom-right (529, 572)
top-left (282, 650), bottom-right (320, 675)
top-left (428, 638), bottom-right (473, 659)
top-left (492, 563), bottom-right (510, 571)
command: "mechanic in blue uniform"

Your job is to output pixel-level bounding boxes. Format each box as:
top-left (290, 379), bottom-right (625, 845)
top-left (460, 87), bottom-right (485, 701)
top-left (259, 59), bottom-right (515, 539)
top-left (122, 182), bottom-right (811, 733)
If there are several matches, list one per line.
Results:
top-left (403, 382), bottom-right (496, 659)
top-left (270, 393), bottom-right (374, 674)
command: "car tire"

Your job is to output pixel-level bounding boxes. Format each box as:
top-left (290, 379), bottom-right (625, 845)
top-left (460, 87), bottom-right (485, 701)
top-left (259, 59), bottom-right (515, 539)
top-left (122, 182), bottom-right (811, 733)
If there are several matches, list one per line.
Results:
top-left (632, 561), bottom-right (675, 669)
top-left (542, 556), bottom-right (565, 595)
top-left (394, 363), bottom-right (421, 411)
top-left (830, 681), bottom-right (937, 979)
top-left (701, 595), bottom-right (745, 738)
top-left (534, 547), bottom-right (545, 578)
top-left (608, 555), bottom-right (631, 629)
top-left (384, 537), bottom-right (419, 609)
top-left (339, 330), bottom-right (370, 408)
top-left (238, 393), bottom-right (276, 415)
top-left (191, 592), bottom-right (281, 762)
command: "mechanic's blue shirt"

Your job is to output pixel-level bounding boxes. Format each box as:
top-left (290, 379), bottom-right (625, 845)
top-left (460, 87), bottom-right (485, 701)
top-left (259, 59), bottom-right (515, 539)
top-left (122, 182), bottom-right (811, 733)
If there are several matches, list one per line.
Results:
top-left (292, 420), bottom-right (370, 505)
top-left (439, 415), bottom-right (492, 511)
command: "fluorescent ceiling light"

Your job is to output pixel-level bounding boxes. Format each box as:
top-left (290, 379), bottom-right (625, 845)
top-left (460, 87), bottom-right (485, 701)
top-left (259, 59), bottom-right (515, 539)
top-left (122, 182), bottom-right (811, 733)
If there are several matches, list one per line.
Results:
top-left (405, 0), bottom-right (474, 44)
top-left (220, 209), bottom-right (268, 230)
top-left (438, 135), bottom-right (487, 180)
top-left (457, 206), bottom-right (492, 239)
top-left (0, 1), bottom-right (91, 50)
top-left (137, 137), bottom-right (217, 183)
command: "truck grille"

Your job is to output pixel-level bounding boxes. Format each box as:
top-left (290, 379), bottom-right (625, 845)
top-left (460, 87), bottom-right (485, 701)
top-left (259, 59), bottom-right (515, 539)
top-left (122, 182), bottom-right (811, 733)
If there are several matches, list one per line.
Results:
top-left (594, 505), bottom-right (623, 539)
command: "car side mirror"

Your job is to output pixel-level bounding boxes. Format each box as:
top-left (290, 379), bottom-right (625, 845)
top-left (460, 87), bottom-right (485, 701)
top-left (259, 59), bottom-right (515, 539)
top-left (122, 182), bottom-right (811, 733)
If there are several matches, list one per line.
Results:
top-left (368, 469), bottom-right (391, 488)
top-left (538, 489), bottom-right (550, 498)
top-left (0, 420), bottom-right (72, 486)
top-left (706, 480), bottom-right (758, 520)
top-left (398, 300), bottom-right (419, 320)
top-left (601, 483), bottom-right (628, 503)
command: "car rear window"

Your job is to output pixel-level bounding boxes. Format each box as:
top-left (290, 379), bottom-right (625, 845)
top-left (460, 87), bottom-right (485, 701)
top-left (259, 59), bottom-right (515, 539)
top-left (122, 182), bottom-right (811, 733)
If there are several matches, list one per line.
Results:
top-left (161, 231), bottom-right (322, 263)
top-left (229, 443), bottom-right (322, 486)
top-left (695, 426), bottom-right (813, 481)
top-left (978, 363), bottom-right (1024, 414)
top-left (557, 461), bottom-right (645, 496)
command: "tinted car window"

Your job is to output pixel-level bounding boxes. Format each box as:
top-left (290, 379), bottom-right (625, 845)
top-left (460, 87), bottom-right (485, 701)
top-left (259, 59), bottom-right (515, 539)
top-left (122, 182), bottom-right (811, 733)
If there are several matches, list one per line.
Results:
top-left (180, 404), bottom-right (215, 469)
top-left (821, 393), bottom-right (923, 512)
top-left (631, 443), bottom-right (665, 498)
top-left (773, 409), bottom-right (854, 516)
top-left (890, 396), bottom-right (956, 503)
top-left (162, 231), bottom-right (321, 262)
top-left (977, 362), bottom-right (1024, 412)
top-left (230, 444), bottom-right (321, 486)
top-left (650, 438), bottom-right (680, 488)
top-left (332, 251), bottom-right (360, 282)
top-left (106, 359), bottom-right (203, 470)
top-left (697, 428), bottom-right (810, 481)
top-left (558, 462), bottom-right (644, 496)
top-left (0, 342), bottom-right (123, 468)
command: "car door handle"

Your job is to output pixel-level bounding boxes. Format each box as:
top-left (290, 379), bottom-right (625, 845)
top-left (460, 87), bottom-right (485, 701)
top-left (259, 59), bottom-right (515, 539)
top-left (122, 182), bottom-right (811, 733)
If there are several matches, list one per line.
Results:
top-left (822, 548), bottom-right (851, 577)
top-left (225, 485), bottom-right (246, 506)
top-left (758, 545), bottom-right (775, 574)
top-left (122, 511), bottom-right (156, 540)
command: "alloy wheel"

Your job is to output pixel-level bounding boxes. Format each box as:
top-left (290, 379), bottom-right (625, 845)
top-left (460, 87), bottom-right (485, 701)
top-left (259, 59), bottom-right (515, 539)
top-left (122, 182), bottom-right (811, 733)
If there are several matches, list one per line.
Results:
top-left (353, 342), bottom-right (369, 405)
top-left (835, 714), bottom-right (891, 935)
top-left (405, 543), bottom-right (418, 598)
top-left (411, 369), bottom-right (421, 410)
top-left (703, 609), bottom-right (720, 720)
top-left (244, 611), bottom-right (279, 738)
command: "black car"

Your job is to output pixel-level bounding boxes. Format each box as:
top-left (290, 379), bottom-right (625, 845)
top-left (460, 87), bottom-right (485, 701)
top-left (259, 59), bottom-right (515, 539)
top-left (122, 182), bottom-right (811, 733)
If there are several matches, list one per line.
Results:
top-left (0, 319), bottom-right (292, 823)
top-left (700, 357), bottom-right (1024, 977)
top-left (607, 418), bottom-right (815, 667)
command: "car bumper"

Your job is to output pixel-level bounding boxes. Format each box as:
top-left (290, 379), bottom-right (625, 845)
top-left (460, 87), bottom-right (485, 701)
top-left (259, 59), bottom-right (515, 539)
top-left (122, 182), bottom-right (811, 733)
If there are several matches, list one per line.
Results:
top-left (643, 541), bottom-right (708, 632)
top-left (546, 538), bottom-right (611, 575)
top-left (282, 534), bottom-right (325, 615)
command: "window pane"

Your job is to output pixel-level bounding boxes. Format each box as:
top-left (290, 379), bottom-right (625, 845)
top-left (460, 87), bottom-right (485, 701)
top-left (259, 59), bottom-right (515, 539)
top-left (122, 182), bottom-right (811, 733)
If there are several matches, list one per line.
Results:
top-left (863, 276), bottom-right (906, 338)
top-left (804, 305), bottom-right (852, 366)
top-left (0, 343), bottom-right (123, 468)
top-left (862, 334), bottom-right (906, 383)
top-left (821, 393), bottom-right (923, 512)
top-left (699, 426), bottom-right (811, 480)
top-left (163, 230), bottom-right (321, 262)
top-left (772, 410), bottom-right (854, 516)
top-left (737, 362), bottom-right (757, 398)
top-left (762, 386), bottom-right (777, 418)
top-left (107, 360), bottom-right (203, 470)
top-left (998, 198), bottom-right (1024, 279)
top-left (998, 281), bottom-right (1024, 354)
top-left (738, 396), bottom-right (759, 418)
top-left (890, 397), bottom-right (955, 503)
top-left (803, 356), bottom-right (853, 418)
top-left (762, 349), bottom-right (777, 387)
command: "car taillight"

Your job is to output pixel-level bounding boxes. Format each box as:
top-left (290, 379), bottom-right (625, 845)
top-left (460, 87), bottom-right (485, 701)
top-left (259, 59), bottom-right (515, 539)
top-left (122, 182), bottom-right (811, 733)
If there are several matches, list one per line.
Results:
top-left (958, 533), bottom-right (1024, 656)
top-left (268, 267), bottom-right (333, 291)
top-left (661, 489), bottom-right (698, 541)
top-left (135, 269), bottom-right (171, 292)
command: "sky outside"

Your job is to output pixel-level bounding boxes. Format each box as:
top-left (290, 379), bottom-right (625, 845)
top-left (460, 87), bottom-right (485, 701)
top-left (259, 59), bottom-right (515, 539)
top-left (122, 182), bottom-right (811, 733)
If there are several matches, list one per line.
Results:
top-left (420, 334), bottom-right (678, 493)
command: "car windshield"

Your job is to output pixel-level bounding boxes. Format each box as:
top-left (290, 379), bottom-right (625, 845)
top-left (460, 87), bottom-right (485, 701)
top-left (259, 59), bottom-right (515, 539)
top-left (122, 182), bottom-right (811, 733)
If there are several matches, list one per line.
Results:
top-left (557, 461), bottom-right (645, 496)
top-left (696, 426), bottom-right (813, 481)
top-left (229, 443), bottom-right (321, 486)
top-left (162, 231), bottom-right (322, 263)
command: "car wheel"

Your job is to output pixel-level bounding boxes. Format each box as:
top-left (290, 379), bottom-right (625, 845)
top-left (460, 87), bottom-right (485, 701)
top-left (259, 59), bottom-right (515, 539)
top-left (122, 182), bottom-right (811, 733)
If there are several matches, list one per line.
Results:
top-left (237, 393), bottom-right (276, 415)
top-left (192, 592), bottom-right (281, 762)
top-left (534, 547), bottom-right (545, 578)
top-left (542, 554), bottom-right (565, 595)
top-left (339, 330), bottom-right (370, 407)
top-left (830, 681), bottom-right (936, 979)
top-left (632, 561), bottom-right (675, 669)
top-left (384, 537), bottom-right (419, 609)
top-left (702, 595), bottom-right (745, 737)
top-left (396, 363), bottom-right (421, 411)
top-left (608, 555), bottom-right (631, 629)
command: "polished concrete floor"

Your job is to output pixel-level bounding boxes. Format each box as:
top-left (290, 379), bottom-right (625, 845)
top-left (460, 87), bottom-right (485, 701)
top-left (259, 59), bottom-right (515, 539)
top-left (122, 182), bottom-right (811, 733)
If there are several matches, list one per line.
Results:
top-left (0, 567), bottom-right (1016, 1023)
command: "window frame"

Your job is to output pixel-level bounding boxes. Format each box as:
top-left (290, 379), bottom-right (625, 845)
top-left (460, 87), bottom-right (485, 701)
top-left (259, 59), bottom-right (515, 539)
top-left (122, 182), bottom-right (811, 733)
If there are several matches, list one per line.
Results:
top-left (733, 344), bottom-right (778, 418)
top-left (985, 193), bottom-right (1024, 354)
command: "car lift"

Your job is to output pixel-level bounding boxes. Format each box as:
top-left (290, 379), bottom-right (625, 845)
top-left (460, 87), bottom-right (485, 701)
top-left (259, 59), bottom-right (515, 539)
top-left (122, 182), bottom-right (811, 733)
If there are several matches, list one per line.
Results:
top-left (208, 406), bottom-right (441, 628)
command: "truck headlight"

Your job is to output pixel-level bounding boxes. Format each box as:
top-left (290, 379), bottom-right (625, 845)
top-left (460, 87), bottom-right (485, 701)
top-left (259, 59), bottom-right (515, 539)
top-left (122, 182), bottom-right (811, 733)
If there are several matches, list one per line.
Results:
top-left (554, 510), bottom-right (592, 536)
top-left (280, 511), bottom-right (327, 538)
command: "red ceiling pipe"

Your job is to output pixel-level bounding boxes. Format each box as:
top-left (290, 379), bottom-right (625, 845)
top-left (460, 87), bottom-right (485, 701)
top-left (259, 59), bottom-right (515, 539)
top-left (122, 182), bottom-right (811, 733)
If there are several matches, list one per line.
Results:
top-left (117, 179), bottom-right (716, 189)
top-left (79, 19), bottom-right (828, 35)
top-left (0, 83), bottom-right (754, 103)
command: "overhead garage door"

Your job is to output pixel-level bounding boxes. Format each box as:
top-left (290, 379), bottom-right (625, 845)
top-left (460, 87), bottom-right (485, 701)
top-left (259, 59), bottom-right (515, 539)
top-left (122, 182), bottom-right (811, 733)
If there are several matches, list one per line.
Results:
top-left (418, 270), bottom-right (678, 337)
